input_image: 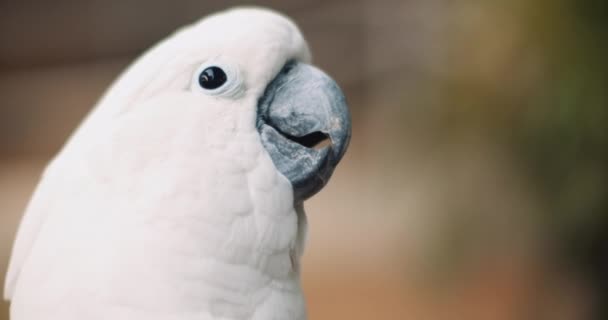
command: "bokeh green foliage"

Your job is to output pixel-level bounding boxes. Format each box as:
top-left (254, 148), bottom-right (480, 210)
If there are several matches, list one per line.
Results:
top-left (419, 1), bottom-right (608, 312)
top-left (516, 0), bottom-right (608, 257)
top-left (435, 0), bottom-right (608, 256)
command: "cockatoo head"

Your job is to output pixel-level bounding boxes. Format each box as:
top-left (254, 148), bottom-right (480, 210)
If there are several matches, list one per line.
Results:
top-left (84, 7), bottom-right (351, 203)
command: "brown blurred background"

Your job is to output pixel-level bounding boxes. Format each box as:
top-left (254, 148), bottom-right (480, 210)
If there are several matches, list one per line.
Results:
top-left (1, 0), bottom-right (607, 319)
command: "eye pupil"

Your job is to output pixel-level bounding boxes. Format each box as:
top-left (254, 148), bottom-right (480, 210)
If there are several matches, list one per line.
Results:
top-left (198, 66), bottom-right (227, 89)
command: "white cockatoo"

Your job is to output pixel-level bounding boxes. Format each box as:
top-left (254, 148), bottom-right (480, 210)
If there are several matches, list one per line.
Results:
top-left (4, 7), bottom-right (350, 320)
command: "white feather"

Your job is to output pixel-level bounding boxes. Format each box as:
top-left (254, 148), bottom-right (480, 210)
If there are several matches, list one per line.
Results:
top-left (5, 7), bottom-right (310, 320)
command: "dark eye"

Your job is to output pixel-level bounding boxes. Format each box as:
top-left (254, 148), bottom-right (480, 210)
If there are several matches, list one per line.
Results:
top-left (198, 66), bottom-right (227, 90)
top-left (191, 61), bottom-right (243, 97)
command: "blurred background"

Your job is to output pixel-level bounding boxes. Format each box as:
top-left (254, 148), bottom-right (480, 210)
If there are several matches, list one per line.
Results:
top-left (1, 0), bottom-right (607, 319)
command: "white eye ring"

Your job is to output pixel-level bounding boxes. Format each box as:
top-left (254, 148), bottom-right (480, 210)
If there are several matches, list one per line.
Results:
top-left (190, 59), bottom-right (244, 98)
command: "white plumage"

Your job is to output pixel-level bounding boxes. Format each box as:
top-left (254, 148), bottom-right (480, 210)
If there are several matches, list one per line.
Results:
top-left (5, 7), bottom-right (313, 320)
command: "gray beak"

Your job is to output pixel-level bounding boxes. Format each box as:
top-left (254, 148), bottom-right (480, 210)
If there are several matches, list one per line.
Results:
top-left (257, 61), bottom-right (351, 204)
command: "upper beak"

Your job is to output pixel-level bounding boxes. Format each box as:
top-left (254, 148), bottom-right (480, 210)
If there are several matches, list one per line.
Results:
top-left (257, 61), bottom-right (351, 203)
